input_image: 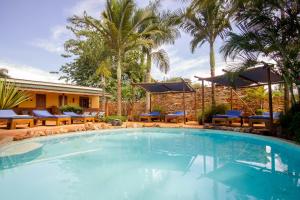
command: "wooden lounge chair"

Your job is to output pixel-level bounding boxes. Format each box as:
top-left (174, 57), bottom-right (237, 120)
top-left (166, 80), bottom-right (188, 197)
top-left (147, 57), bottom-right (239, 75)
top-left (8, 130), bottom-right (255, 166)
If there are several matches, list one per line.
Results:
top-left (139, 111), bottom-right (161, 122)
top-left (165, 111), bottom-right (188, 123)
top-left (33, 110), bottom-right (71, 126)
top-left (212, 110), bottom-right (243, 126)
top-left (0, 109), bottom-right (34, 129)
top-left (249, 112), bottom-right (281, 128)
top-left (63, 111), bottom-right (95, 124)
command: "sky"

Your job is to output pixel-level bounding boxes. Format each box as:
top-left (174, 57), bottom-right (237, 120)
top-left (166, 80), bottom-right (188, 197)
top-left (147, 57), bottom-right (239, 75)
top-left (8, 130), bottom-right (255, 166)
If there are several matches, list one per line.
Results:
top-left (0, 0), bottom-right (231, 83)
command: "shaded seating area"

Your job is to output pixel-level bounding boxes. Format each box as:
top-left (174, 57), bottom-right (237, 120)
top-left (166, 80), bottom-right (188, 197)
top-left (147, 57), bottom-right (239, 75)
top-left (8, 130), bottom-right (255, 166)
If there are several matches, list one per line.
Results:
top-left (212, 110), bottom-right (243, 126)
top-left (139, 111), bottom-right (161, 122)
top-left (165, 111), bottom-right (188, 123)
top-left (63, 111), bottom-right (95, 124)
top-left (33, 110), bottom-right (71, 126)
top-left (133, 80), bottom-right (196, 124)
top-left (196, 65), bottom-right (284, 131)
top-left (249, 112), bottom-right (281, 128)
top-left (0, 110), bottom-right (34, 129)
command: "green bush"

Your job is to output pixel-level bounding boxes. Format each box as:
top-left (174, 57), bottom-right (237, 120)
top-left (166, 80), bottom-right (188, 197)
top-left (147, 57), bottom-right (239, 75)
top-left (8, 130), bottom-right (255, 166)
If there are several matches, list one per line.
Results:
top-left (255, 109), bottom-right (264, 115)
top-left (203, 104), bottom-right (230, 123)
top-left (280, 103), bottom-right (300, 142)
top-left (104, 115), bottom-right (127, 123)
top-left (59, 105), bottom-right (83, 114)
top-left (152, 105), bottom-right (164, 113)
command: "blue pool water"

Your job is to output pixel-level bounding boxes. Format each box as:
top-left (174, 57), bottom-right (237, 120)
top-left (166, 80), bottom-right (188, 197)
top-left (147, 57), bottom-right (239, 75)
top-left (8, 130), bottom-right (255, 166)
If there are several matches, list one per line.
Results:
top-left (0, 128), bottom-right (300, 200)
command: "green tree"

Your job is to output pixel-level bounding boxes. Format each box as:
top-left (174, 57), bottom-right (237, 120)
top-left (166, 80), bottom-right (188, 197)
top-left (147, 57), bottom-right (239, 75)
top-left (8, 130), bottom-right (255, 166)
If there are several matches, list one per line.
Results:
top-left (96, 60), bottom-right (112, 111)
top-left (181, 0), bottom-right (232, 108)
top-left (141, 2), bottom-right (181, 111)
top-left (221, 0), bottom-right (300, 105)
top-left (82, 0), bottom-right (162, 115)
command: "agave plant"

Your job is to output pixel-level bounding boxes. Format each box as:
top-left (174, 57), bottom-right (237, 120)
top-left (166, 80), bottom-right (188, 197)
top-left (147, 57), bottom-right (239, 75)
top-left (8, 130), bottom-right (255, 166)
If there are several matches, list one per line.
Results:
top-left (0, 79), bottom-right (30, 109)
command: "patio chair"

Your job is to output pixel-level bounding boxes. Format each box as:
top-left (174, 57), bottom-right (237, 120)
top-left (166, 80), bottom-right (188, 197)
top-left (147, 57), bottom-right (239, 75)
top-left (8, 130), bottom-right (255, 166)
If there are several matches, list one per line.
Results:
top-left (139, 111), bottom-right (161, 122)
top-left (249, 112), bottom-right (281, 129)
top-left (212, 110), bottom-right (243, 126)
top-left (32, 110), bottom-right (71, 126)
top-left (165, 111), bottom-right (188, 123)
top-left (0, 109), bottom-right (34, 129)
top-left (63, 111), bottom-right (95, 124)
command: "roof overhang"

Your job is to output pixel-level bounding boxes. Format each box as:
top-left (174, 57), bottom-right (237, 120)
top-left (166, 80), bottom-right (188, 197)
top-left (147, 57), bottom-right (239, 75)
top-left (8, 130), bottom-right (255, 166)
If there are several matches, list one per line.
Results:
top-left (132, 80), bottom-right (195, 94)
top-left (2, 78), bottom-right (106, 96)
top-left (196, 66), bottom-right (283, 88)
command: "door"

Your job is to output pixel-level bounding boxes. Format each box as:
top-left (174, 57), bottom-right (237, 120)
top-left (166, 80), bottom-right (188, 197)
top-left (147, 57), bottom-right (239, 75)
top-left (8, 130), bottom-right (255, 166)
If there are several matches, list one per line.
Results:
top-left (36, 94), bottom-right (46, 108)
top-left (79, 97), bottom-right (90, 108)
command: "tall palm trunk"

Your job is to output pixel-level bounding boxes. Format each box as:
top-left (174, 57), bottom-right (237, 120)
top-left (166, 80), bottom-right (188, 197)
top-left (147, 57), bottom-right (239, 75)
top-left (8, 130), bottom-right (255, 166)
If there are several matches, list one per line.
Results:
top-left (209, 41), bottom-right (216, 108)
top-left (146, 52), bottom-right (152, 112)
top-left (101, 76), bottom-right (106, 112)
top-left (117, 51), bottom-right (122, 116)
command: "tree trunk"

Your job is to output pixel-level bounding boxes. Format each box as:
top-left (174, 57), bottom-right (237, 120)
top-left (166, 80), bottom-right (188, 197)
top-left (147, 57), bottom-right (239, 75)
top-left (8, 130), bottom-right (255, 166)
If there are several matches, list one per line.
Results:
top-left (101, 76), bottom-right (106, 112)
top-left (145, 52), bottom-right (152, 112)
top-left (117, 52), bottom-right (122, 116)
top-left (209, 41), bottom-right (216, 108)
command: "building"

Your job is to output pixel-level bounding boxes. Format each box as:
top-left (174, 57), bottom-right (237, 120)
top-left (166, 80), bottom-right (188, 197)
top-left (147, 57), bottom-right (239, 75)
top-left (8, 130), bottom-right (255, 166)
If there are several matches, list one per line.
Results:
top-left (6, 78), bottom-right (106, 114)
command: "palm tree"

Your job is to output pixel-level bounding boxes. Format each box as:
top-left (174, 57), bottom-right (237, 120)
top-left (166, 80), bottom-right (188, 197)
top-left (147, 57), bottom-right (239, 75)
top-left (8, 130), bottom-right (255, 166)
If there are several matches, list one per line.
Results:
top-left (221, 0), bottom-right (300, 105)
top-left (83, 0), bottom-right (161, 115)
top-left (0, 79), bottom-right (30, 109)
top-left (96, 60), bottom-right (112, 112)
top-left (0, 68), bottom-right (9, 78)
top-left (181, 0), bottom-right (231, 107)
top-left (142, 3), bottom-right (180, 111)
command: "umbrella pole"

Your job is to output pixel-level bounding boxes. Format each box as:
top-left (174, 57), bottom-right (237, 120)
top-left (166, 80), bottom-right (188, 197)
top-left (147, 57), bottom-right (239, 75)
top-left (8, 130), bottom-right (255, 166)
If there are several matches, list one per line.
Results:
top-left (267, 66), bottom-right (274, 134)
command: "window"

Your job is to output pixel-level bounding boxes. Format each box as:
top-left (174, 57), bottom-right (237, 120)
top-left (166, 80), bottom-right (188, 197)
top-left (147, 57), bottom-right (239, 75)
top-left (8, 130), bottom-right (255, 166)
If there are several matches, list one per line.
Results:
top-left (59, 95), bottom-right (68, 107)
top-left (79, 97), bottom-right (90, 108)
top-left (36, 94), bottom-right (46, 108)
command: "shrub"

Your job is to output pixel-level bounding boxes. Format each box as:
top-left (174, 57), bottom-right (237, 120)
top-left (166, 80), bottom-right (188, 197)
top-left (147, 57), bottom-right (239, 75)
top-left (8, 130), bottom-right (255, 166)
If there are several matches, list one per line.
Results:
top-left (280, 103), bottom-right (300, 142)
top-left (152, 105), bottom-right (165, 113)
top-left (255, 109), bottom-right (264, 115)
top-left (0, 79), bottom-right (30, 109)
top-left (203, 103), bottom-right (230, 123)
top-left (104, 115), bottom-right (127, 123)
top-left (59, 105), bottom-right (83, 114)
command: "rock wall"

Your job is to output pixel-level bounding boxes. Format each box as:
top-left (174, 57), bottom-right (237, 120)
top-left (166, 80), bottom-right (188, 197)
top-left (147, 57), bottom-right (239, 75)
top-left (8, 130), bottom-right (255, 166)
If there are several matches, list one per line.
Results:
top-left (107, 86), bottom-right (284, 120)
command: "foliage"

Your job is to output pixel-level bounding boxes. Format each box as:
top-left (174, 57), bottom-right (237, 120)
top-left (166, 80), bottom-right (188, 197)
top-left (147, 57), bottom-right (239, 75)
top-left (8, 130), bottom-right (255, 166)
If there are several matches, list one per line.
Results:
top-left (59, 105), bottom-right (83, 114)
top-left (152, 105), bottom-right (165, 113)
top-left (280, 103), bottom-right (300, 142)
top-left (0, 79), bottom-right (30, 109)
top-left (243, 87), bottom-right (267, 109)
top-left (104, 115), bottom-right (127, 123)
top-left (255, 109), bottom-right (264, 115)
top-left (203, 103), bottom-right (230, 123)
top-left (221, 0), bottom-right (300, 105)
top-left (61, 0), bottom-right (178, 115)
top-left (181, 0), bottom-right (233, 107)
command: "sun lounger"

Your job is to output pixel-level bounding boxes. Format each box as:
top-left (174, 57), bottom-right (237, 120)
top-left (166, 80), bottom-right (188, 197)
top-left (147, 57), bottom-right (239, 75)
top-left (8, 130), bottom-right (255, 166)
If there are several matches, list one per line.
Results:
top-left (165, 111), bottom-right (188, 123)
top-left (139, 111), bottom-right (161, 122)
top-left (32, 110), bottom-right (71, 126)
top-left (249, 112), bottom-right (281, 128)
top-left (0, 109), bottom-right (34, 129)
top-left (63, 111), bottom-right (95, 124)
top-left (212, 110), bottom-right (243, 126)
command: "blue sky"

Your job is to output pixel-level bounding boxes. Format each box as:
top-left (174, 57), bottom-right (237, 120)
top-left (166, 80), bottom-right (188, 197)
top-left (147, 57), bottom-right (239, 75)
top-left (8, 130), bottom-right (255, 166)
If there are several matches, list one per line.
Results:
top-left (0, 0), bottom-right (230, 83)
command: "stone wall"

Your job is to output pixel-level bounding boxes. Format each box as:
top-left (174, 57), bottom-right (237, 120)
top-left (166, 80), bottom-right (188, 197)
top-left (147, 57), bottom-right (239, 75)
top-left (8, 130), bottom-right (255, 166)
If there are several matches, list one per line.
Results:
top-left (107, 86), bottom-right (284, 120)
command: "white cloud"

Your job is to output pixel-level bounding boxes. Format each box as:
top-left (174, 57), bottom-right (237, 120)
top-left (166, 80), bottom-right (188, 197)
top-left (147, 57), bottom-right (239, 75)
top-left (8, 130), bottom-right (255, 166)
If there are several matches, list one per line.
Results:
top-left (0, 60), bottom-right (64, 83)
top-left (30, 25), bottom-right (71, 54)
top-left (151, 45), bottom-right (228, 82)
top-left (66, 0), bottom-right (106, 17)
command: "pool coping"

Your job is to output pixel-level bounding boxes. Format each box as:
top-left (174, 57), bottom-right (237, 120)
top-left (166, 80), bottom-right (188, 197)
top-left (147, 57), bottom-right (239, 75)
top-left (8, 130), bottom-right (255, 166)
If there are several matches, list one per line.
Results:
top-left (1, 127), bottom-right (300, 153)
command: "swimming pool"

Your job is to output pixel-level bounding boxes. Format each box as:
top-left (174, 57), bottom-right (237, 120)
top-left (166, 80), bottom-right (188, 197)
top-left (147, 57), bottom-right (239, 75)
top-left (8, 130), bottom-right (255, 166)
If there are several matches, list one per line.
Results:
top-left (0, 128), bottom-right (300, 200)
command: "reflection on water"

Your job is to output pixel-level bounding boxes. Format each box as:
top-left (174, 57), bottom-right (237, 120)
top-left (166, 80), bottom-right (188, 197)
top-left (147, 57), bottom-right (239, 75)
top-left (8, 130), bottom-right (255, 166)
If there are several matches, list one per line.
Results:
top-left (0, 128), bottom-right (300, 200)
